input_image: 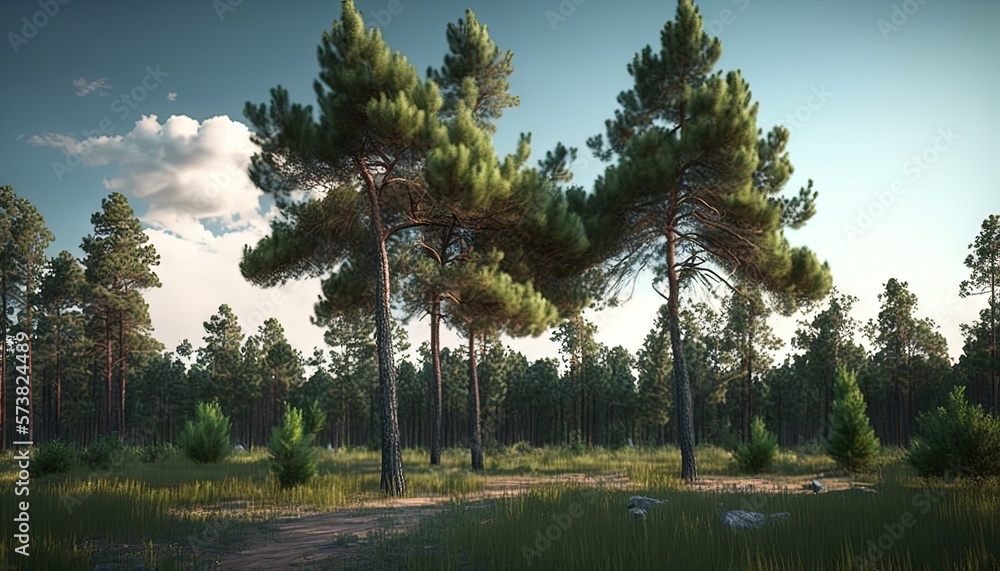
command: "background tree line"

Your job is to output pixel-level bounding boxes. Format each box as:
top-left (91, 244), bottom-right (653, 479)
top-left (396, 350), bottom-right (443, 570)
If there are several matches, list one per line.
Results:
top-left (2, 182), bottom-right (996, 454)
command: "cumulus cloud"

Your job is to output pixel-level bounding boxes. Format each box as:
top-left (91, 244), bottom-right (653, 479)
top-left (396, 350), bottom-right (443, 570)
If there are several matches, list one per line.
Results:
top-left (73, 76), bottom-right (112, 97)
top-left (29, 113), bottom-right (333, 359)
top-left (167, 92), bottom-right (178, 101)
top-left (31, 114), bottom-right (268, 242)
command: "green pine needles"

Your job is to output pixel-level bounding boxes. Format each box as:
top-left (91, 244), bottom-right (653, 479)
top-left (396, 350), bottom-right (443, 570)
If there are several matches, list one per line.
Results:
top-left (824, 367), bottom-right (880, 473)
top-left (179, 402), bottom-right (232, 464)
top-left (269, 405), bottom-right (319, 488)
top-left (733, 417), bottom-right (778, 473)
top-left (908, 386), bottom-right (1000, 479)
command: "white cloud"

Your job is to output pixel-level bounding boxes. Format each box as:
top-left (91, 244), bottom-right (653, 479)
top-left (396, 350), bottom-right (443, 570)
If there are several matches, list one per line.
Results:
top-left (31, 113), bottom-right (330, 360)
top-left (167, 92), bottom-right (178, 101)
top-left (33, 114), bottom-right (266, 242)
top-left (73, 76), bottom-right (112, 97)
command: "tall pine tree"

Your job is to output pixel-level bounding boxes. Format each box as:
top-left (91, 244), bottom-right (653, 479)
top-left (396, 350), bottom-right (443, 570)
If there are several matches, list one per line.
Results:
top-left (578, 0), bottom-right (831, 482)
top-left (81, 192), bottom-right (161, 436)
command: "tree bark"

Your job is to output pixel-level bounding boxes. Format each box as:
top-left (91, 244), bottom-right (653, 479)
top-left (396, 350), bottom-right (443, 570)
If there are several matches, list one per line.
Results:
top-left (429, 297), bottom-right (443, 466)
top-left (365, 181), bottom-right (406, 496)
top-left (666, 233), bottom-right (697, 483)
top-left (105, 316), bottom-right (113, 435)
top-left (55, 312), bottom-right (62, 438)
top-left (468, 329), bottom-right (484, 472)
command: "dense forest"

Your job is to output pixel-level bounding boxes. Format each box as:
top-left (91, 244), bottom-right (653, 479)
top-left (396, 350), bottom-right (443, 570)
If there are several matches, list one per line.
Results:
top-left (2, 0), bottom-right (997, 495)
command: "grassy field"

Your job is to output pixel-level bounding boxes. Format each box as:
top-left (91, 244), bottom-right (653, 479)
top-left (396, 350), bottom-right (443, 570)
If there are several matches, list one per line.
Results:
top-left (0, 445), bottom-right (997, 570)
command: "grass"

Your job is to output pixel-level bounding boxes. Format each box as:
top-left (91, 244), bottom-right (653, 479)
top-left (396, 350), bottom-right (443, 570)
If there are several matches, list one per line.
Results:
top-left (347, 463), bottom-right (1000, 571)
top-left (0, 444), bottom-right (996, 570)
top-left (0, 446), bottom-right (483, 570)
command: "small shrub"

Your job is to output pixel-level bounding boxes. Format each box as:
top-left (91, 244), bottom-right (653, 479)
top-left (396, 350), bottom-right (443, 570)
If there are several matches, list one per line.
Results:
top-left (908, 386), bottom-right (1000, 479)
top-left (31, 438), bottom-right (77, 476)
top-left (512, 441), bottom-right (534, 455)
top-left (269, 405), bottom-right (318, 488)
top-left (733, 417), bottom-right (778, 473)
top-left (825, 367), bottom-right (881, 473)
top-left (82, 435), bottom-right (125, 469)
top-left (302, 399), bottom-right (327, 438)
top-left (140, 442), bottom-right (176, 464)
top-left (179, 402), bottom-right (231, 464)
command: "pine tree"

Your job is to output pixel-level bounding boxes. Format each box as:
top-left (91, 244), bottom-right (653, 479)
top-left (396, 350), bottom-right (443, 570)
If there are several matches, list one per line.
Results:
top-left (733, 416), bottom-right (778, 473)
top-left (81, 192), bottom-right (161, 436)
top-left (241, 0), bottom-right (450, 495)
top-left (825, 367), bottom-right (880, 473)
top-left (959, 215), bottom-right (1000, 413)
top-left (37, 251), bottom-right (86, 439)
top-left (4, 190), bottom-right (54, 443)
top-left (579, 0), bottom-right (831, 482)
top-left (442, 250), bottom-right (559, 470)
top-left (195, 305), bottom-right (248, 433)
top-left (269, 404), bottom-right (318, 488)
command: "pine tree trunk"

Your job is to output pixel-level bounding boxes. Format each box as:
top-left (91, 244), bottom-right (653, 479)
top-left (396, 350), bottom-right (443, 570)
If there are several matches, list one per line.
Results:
top-left (105, 318), bottom-right (113, 436)
top-left (366, 184), bottom-right (405, 496)
top-left (468, 329), bottom-right (484, 472)
top-left (118, 310), bottom-right (127, 437)
top-left (666, 235), bottom-right (697, 483)
top-left (429, 297), bottom-right (443, 466)
top-left (55, 314), bottom-right (62, 438)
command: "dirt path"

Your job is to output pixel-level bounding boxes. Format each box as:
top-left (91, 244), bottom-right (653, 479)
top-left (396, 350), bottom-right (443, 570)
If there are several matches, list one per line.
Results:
top-left (215, 473), bottom-right (632, 570)
top-left (213, 472), bottom-right (871, 570)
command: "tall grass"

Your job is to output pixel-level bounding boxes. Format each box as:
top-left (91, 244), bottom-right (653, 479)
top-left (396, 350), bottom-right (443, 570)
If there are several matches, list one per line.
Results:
top-left (1, 445), bottom-right (996, 570)
top-left (360, 464), bottom-right (1000, 570)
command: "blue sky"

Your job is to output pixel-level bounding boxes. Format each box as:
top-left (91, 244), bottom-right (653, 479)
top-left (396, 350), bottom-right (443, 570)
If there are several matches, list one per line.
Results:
top-left (2, 0), bottom-right (997, 366)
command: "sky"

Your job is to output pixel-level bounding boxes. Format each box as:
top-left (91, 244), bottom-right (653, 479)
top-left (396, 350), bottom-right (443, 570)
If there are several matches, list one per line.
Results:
top-left (1, 0), bottom-right (998, 369)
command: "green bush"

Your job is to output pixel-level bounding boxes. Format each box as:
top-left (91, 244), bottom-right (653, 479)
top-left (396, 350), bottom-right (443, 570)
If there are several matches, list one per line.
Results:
top-left (908, 386), bottom-right (1000, 479)
top-left (179, 402), bottom-right (232, 464)
top-left (302, 399), bottom-right (327, 438)
top-left (512, 441), bottom-right (535, 455)
top-left (31, 438), bottom-right (77, 476)
top-left (269, 405), bottom-right (318, 488)
top-left (82, 435), bottom-right (125, 469)
top-left (732, 417), bottom-right (778, 473)
top-left (825, 367), bottom-right (881, 473)
top-left (140, 442), bottom-right (176, 464)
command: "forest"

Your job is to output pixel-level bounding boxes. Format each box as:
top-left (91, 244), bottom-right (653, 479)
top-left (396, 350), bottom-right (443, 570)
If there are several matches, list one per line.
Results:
top-left (2, 0), bottom-right (999, 568)
top-left (1, 182), bottom-right (997, 473)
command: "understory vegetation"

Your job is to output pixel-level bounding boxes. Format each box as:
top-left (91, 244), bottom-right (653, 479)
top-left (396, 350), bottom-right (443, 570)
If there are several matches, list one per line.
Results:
top-left (1, 444), bottom-right (997, 570)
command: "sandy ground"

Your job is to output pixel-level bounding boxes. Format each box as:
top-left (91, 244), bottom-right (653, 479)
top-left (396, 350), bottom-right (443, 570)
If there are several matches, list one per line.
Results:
top-left (209, 472), bottom-right (875, 570)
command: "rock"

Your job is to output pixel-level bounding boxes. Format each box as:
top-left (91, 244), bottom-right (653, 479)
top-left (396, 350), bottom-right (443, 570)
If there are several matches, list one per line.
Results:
top-left (717, 503), bottom-right (791, 529)
top-left (805, 479), bottom-right (826, 493)
top-left (626, 496), bottom-right (665, 510)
